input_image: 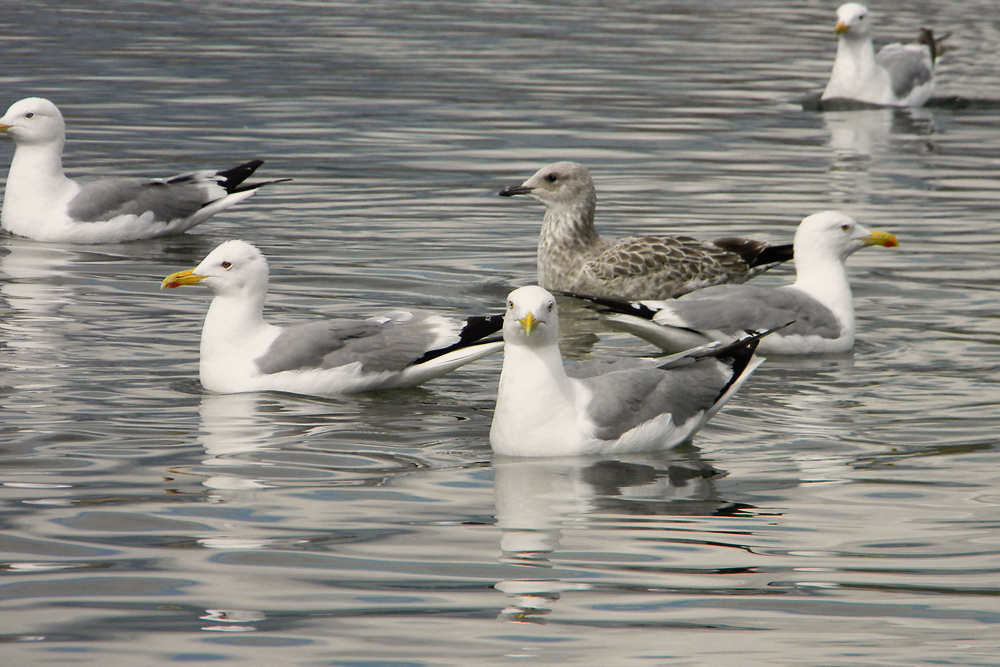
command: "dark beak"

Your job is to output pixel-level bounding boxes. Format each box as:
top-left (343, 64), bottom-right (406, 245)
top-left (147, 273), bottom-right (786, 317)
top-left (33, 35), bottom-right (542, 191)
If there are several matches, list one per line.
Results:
top-left (498, 184), bottom-right (534, 197)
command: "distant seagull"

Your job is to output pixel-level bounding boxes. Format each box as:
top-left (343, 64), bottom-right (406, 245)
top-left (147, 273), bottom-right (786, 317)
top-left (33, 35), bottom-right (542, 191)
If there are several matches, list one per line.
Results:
top-left (822, 3), bottom-right (944, 107)
top-left (499, 161), bottom-right (793, 301)
top-left (162, 240), bottom-right (504, 397)
top-left (575, 211), bottom-right (898, 355)
top-left (490, 285), bottom-right (770, 457)
top-left (0, 97), bottom-right (285, 243)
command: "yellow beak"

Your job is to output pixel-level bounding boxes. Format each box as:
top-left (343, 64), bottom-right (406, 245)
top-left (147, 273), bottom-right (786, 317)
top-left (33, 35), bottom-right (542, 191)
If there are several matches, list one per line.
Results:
top-left (0, 123), bottom-right (11, 132)
top-left (518, 311), bottom-right (537, 334)
top-left (862, 230), bottom-right (899, 248)
top-left (834, 22), bottom-right (849, 34)
top-left (161, 268), bottom-right (207, 289)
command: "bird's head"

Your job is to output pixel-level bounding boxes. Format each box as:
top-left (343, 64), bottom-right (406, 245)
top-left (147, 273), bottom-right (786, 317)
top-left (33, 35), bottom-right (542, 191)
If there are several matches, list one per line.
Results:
top-left (503, 285), bottom-right (560, 348)
top-left (794, 210), bottom-right (897, 264)
top-left (0, 97), bottom-right (66, 147)
top-left (834, 3), bottom-right (872, 38)
top-left (161, 239), bottom-right (269, 298)
top-left (498, 161), bottom-right (596, 212)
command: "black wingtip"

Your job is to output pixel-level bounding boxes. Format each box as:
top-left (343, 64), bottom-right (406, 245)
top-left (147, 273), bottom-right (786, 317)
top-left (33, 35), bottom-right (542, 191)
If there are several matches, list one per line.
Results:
top-left (751, 242), bottom-right (794, 268)
top-left (234, 177), bottom-right (293, 193)
top-left (711, 237), bottom-right (794, 269)
top-left (705, 323), bottom-right (788, 402)
top-left (713, 335), bottom-right (761, 383)
top-left (561, 291), bottom-right (661, 320)
top-left (217, 160), bottom-right (265, 191)
top-left (918, 28), bottom-right (951, 63)
top-left (408, 314), bottom-right (505, 366)
top-left (710, 321), bottom-right (792, 361)
top-left (214, 159), bottom-right (291, 194)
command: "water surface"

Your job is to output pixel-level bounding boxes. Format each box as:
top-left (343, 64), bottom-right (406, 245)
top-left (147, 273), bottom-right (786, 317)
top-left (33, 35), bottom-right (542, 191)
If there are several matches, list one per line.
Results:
top-left (1, 1), bottom-right (999, 665)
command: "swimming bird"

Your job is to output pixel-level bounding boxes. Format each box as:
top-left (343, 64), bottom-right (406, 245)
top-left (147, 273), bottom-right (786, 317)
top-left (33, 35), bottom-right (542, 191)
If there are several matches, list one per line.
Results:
top-left (161, 240), bottom-right (504, 396)
top-left (575, 211), bottom-right (897, 355)
top-left (0, 97), bottom-right (284, 243)
top-left (822, 3), bottom-right (942, 107)
top-left (498, 162), bottom-right (793, 301)
top-left (490, 285), bottom-right (768, 457)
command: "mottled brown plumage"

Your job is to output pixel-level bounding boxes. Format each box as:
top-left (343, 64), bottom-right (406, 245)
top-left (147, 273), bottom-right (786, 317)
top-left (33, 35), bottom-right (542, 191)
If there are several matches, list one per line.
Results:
top-left (499, 162), bottom-right (792, 301)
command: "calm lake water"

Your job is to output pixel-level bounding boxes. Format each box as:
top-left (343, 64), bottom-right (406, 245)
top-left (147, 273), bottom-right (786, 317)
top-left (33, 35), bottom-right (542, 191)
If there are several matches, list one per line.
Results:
top-left (2, 1), bottom-right (999, 665)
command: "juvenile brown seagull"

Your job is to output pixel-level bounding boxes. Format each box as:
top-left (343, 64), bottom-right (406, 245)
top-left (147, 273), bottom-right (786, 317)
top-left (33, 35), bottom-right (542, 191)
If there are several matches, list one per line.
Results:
top-left (499, 161), bottom-right (792, 301)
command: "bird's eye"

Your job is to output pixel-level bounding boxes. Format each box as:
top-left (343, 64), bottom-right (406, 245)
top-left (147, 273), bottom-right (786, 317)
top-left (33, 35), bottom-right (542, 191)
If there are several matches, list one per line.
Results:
top-left (840, 224), bottom-right (851, 232)
top-left (508, 300), bottom-right (514, 309)
top-left (221, 261), bottom-right (232, 269)
top-left (547, 302), bottom-right (554, 312)
top-left (545, 173), bottom-right (558, 183)
top-left (24, 112), bottom-right (33, 119)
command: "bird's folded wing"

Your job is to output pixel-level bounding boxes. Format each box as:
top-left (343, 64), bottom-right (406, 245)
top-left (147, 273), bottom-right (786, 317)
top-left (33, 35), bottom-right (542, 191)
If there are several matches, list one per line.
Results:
top-left (255, 311), bottom-right (467, 375)
top-left (877, 43), bottom-right (933, 99)
top-left (661, 285), bottom-right (842, 337)
top-left (67, 176), bottom-right (212, 222)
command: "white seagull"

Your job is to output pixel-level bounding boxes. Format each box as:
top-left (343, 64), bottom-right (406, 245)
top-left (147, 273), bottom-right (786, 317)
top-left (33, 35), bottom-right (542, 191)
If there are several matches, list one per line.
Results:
top-left (576, 211), bottom-right (898, 355)
top-left (822, 3), bottom-right (943, 107)
top-left (499, 162), bottom-right (793, 301)
top-left (0, 97), bottom-right (284, 243)
top-left (490, 285), bottom-right (769, 457)
top-left (161, 240), bottom-right (504, 397)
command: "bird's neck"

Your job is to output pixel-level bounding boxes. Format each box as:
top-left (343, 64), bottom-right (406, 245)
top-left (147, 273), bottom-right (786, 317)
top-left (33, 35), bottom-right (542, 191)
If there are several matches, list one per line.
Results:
top-left (792, 252), bottom-right (855, 327)
top-left (201, 291), bottom-right (270, 358)
top-left (825, 35), bottom-right (891, 103)
top-left (537, 197), bottom-right (604, 285)
top-left (491, 342), bottom-right (579, 456)
top-left (6, 140), bottom-right (70, 190)
top-left (839, 33), bottom-right (879, 70)
top-left (198, 290), bottom-right (280, 391)
top-left (2, 140), bottom-right (76, 230)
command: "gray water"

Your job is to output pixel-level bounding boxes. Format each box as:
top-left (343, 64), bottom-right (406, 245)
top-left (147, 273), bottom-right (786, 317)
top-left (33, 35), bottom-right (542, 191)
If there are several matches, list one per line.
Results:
top-left (1, 1), bottom-right (999, 665)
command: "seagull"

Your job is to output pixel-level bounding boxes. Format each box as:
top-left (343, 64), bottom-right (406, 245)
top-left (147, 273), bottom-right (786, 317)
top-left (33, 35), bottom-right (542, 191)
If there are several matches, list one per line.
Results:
top-left (161, 240), bottom-right (504, 397)
top-left (574, 211), bottom-right (898, 355)
top-left (0, 97), bottom-right (285, 243)
top-left (822, 3), bottom-right (943, 107)
top-left (490, 285), bottom-right (769, 457)
top-left (499, 161), bottom-right (793, 301)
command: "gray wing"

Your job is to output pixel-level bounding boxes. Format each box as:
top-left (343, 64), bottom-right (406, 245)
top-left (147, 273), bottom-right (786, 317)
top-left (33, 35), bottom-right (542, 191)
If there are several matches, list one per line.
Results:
top-left (670, 285), bottom-right (841, 338)
top-left (565, 356), bottom-right (650, 379)
top-left (876, 43), bottom-right (933, 99)
top-left (255, 311), bottom-right (460, 375)
top-left (570, 359), bottom-right (731, 441)
top-left (67, 176), bottom-right (212, 223)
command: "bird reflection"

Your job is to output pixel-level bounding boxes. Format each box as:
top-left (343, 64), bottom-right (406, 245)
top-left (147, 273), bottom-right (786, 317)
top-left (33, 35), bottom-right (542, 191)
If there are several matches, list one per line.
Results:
top-left (824, 107), bottom-right (937, 200)
top-left (0, 241), bottom-right (80, 375)
top-left (199, 608), bottom-right (267, 633)
top-left (492, 451), bottom-right (749, 622)
top-left (195, 392), bottom-right (280, 495)
top-left (825, 107), bottom-right (894, 159)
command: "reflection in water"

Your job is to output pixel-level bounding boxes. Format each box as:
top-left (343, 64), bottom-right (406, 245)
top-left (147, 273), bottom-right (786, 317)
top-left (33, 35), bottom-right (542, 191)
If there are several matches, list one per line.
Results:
top-left (492, 452), bottom-right (744, 622)
top-left (200, 608), bottom-right (267, 633)
top-left (185, 394), bottom-right (284, 633)
top-left (825, 108), bottom-right (894, 159)
top-left (746, 356), bottom-right (869, 484)
top-left (0, 241), bottom-right (78, 313)
top-left (196, 392), bottom-right (278, 494)
top-left (824, 107), bottom-right (938, 200)
top-left (2, 0), bottom-right (998, 660)
top-left (0, 241), bottom-right (80, 374)
top-left (825, 107), bottom-right (937, 159)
